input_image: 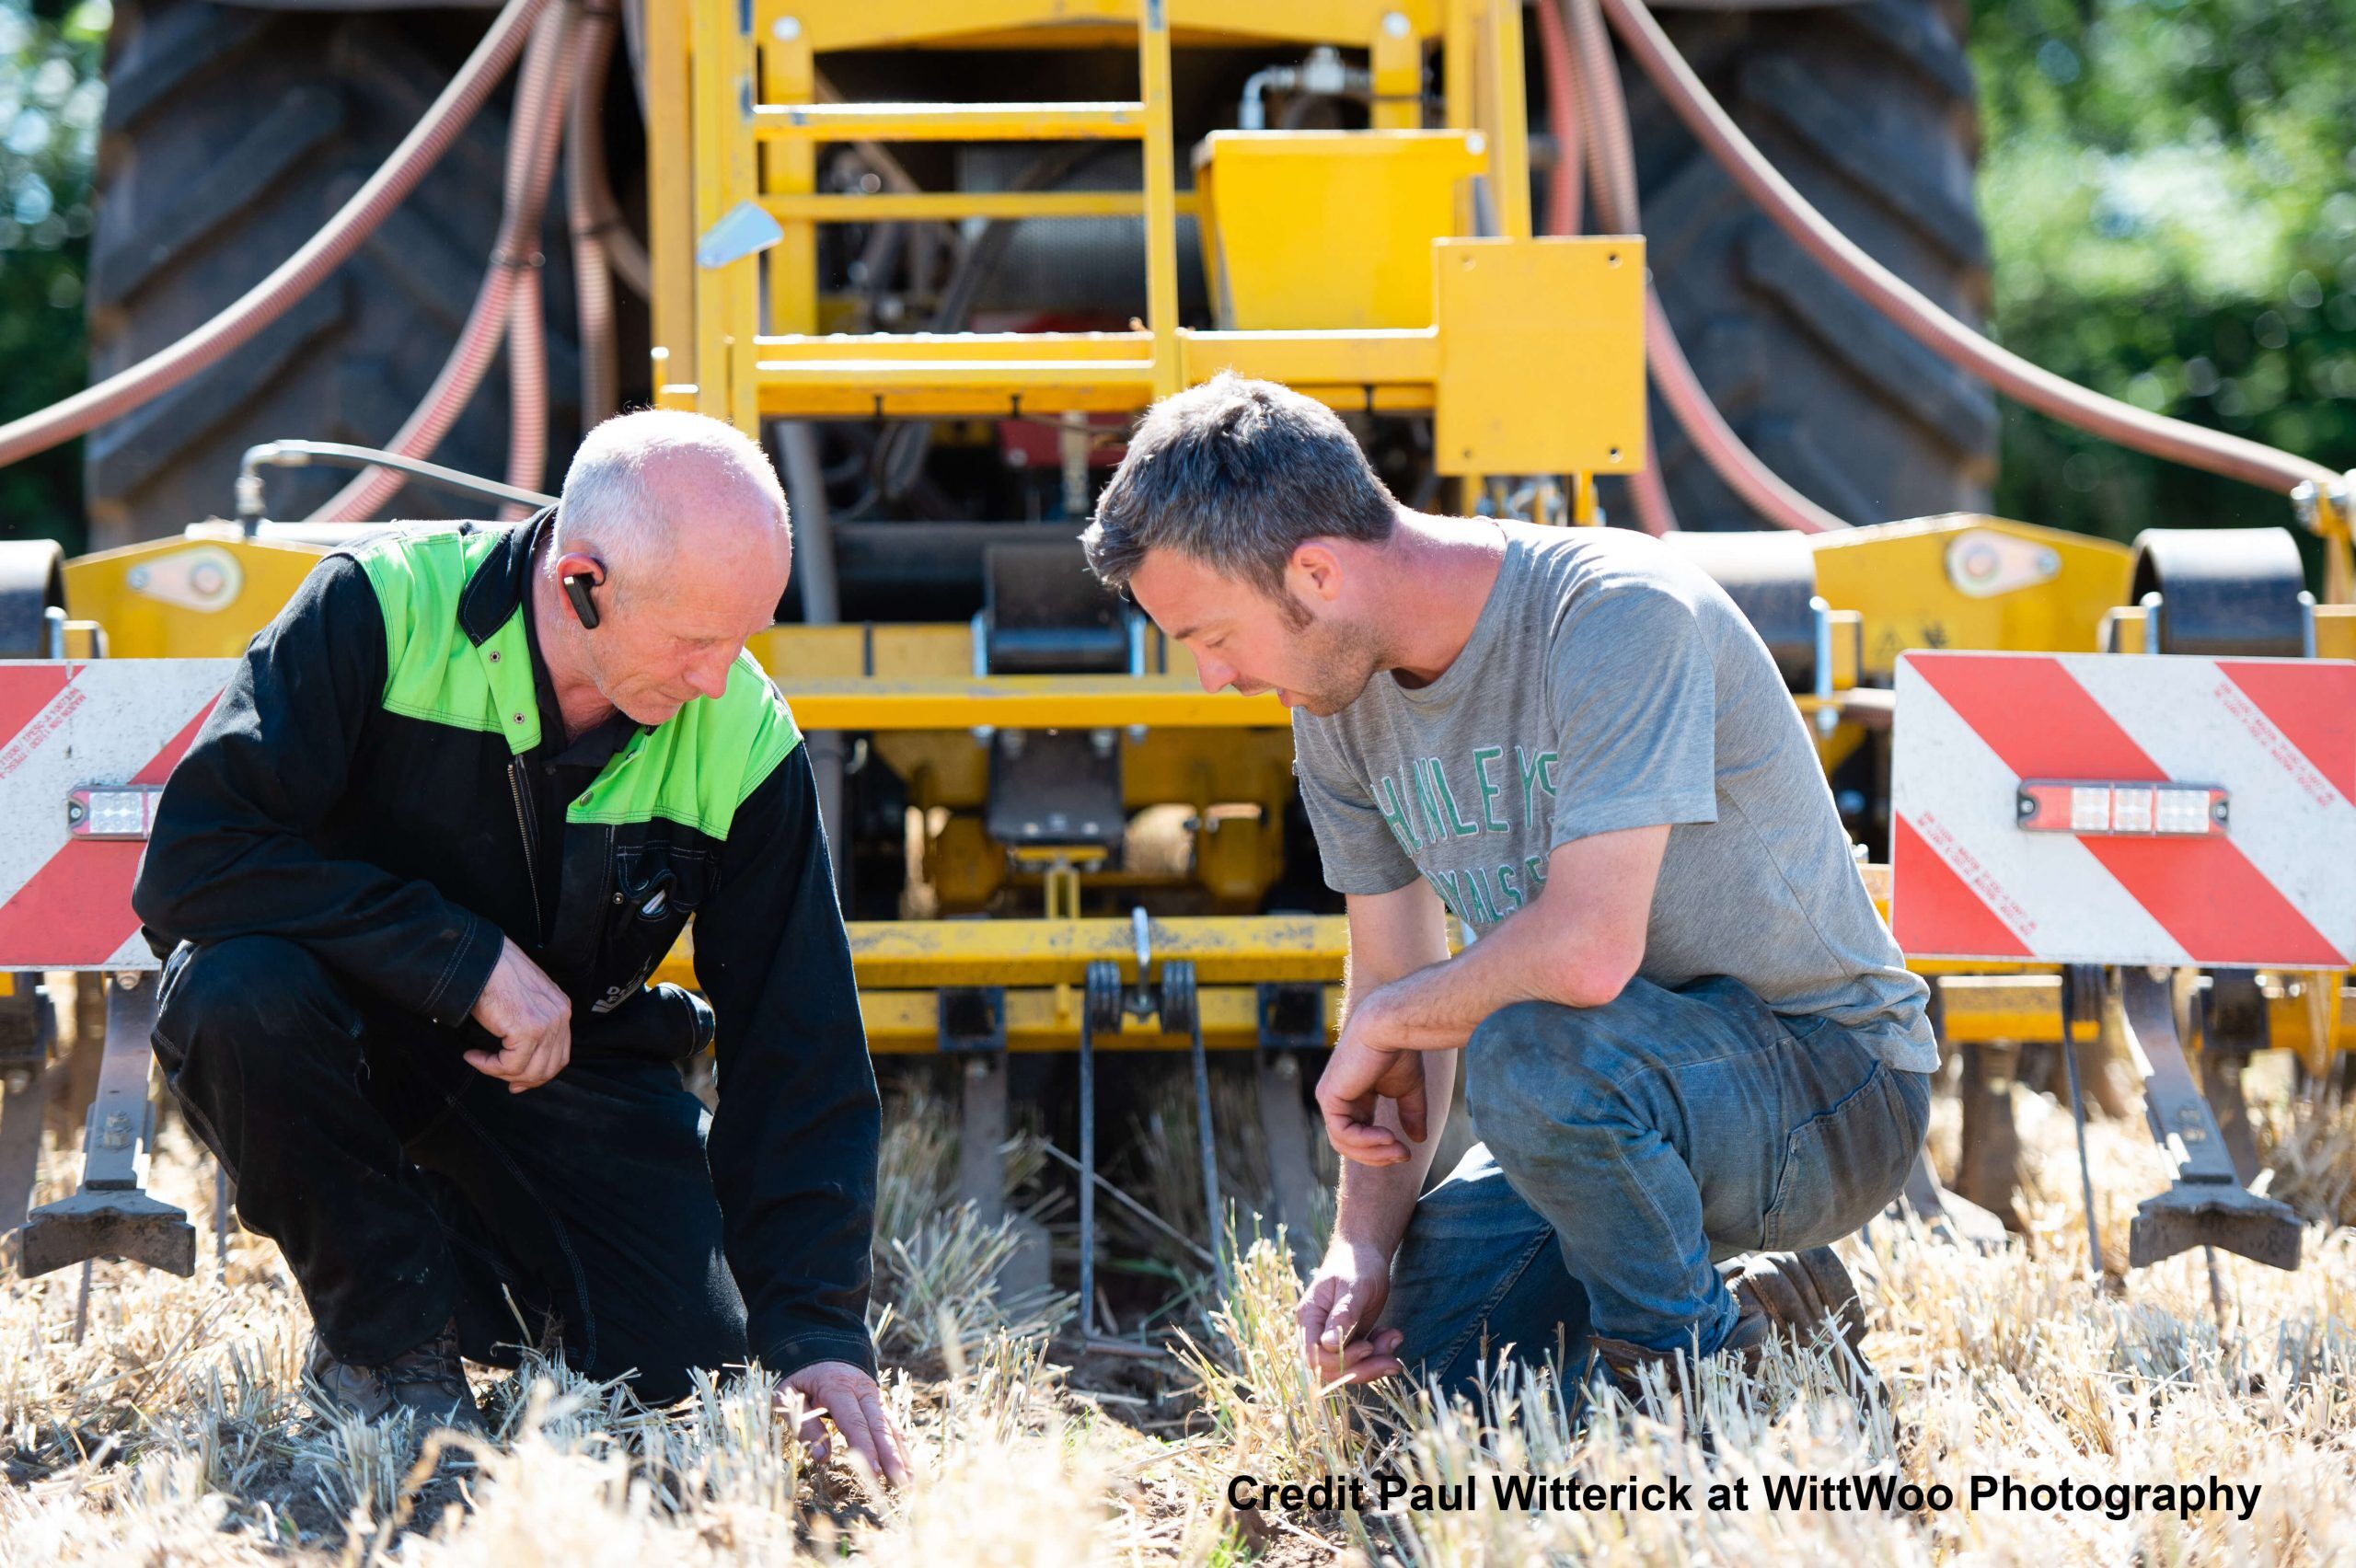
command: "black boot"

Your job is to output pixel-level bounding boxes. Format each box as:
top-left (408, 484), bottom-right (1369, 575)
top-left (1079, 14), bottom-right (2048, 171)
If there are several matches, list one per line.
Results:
top-left (305, 1318), bottom-right (489, 1437)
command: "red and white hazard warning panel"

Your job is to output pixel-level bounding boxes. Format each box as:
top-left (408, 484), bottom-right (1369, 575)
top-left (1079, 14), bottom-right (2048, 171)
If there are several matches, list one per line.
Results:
top-left (0, 660), bottom-right (237, 970)
top-left (1892, 651), bottom-right (2356, 967)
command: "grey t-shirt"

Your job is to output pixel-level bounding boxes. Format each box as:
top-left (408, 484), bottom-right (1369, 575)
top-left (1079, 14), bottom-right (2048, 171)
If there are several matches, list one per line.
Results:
top-left (1291, 522), bottom-right (1936, 1073)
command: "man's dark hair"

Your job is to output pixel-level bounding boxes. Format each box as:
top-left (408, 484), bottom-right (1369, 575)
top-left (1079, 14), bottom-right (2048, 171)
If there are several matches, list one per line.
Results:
top-left (1080, 373), bottom-right (1399, 604)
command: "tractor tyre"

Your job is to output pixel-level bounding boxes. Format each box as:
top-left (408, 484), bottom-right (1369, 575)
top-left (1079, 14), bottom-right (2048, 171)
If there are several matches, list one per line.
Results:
top-left (1621, 1), bottom-right (1997, 530)
top-left (83, 1), bottom-right (582, 543)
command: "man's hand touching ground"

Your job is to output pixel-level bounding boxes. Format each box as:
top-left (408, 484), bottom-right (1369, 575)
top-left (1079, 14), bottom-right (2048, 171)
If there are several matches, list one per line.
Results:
top-left (1296, 1238), bottom-right (1404, 1385)
top-left (1314, 1031), bottom-right (1430, 1166)
top-left (466, 938), bottom-right (572, 1092)
top-left (778, 1360), bottom-right (914, 1487)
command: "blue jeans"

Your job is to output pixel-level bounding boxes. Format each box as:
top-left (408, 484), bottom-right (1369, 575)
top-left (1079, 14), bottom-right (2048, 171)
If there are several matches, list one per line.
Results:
top-left (1380, 975), bottom-right (1930, 1400)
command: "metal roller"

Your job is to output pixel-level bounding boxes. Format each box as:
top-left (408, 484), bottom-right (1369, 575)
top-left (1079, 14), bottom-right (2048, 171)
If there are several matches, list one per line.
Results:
top-left (2128, 527), bottom-right (2310, 657)
top-left (0, 538), bottom-right (67, 660)
top-left (1660, 530), bottom-right (1822, 692)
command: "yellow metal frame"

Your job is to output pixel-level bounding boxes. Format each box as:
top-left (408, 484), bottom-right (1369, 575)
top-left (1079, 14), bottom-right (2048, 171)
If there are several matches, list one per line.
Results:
top-left (659, 0), bottom-right (1642, 491)
top-left (641, 911), bottom-right (2356, 1058)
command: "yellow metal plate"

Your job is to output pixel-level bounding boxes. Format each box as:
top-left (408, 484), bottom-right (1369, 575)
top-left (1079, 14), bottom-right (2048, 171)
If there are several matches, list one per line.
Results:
top-left (63, 534), bottom-right (330, 659)
top-left (1198, 131), bottom-right (1486, 330)
top-left (1433, 237), bottom-right (1645, 476)
top-left (1808, 515), bottom-right (2133, 677)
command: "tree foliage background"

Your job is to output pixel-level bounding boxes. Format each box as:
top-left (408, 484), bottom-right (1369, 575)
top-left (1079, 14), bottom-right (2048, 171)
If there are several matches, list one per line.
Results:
top-left (0, 0), bottom-right (102, 555)
top-left (0, 0), bottom-right (2350, 555)
top-left (1971, 0), bottom-right (2356, 548)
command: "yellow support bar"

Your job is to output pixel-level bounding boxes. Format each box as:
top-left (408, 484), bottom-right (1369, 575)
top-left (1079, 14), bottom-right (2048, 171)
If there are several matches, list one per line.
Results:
top-left (755, 330), bottom-right (1154, 361)
top-left (752, 328), bottom-right (1444, 417)
top-left (2310, 479), bottom-right (2355, 605)
top-left (792, 0), bottom-right (1445, 53)
top-left (1138, 0), bottom-right (1182, 396)
top-left (756, 1), bottom-right (817, 336)
top-left (1442, 0), bottom-right (1475, 234)
top-left (690, 0), bottom-right (760, 430)
top-left (1370, 9), bottom-right (1424, 131)
top-left (1479, 0), bottom-right (1531, 239)
top-left (771, 675), bottom-right (1288, 730)
top-left (752, 101), bottom-right (1148, 142)
top-left (759, 358), bottom-right (1158, 388)
top-left (2315, 603), bottom-right (2356, 660)
top-left (1182, 328), bottom-right (1441, 384)
top-left (1934, 974), bottom-right (2099, 1045)
top-left (643, 0), bottom-right (695, 384)
top-left (687, 0), bottom-right (729, 416)
top-left (849, 915), bottom-right (1348, 988)
top-left (761, 190), bottom-right (1198, 223)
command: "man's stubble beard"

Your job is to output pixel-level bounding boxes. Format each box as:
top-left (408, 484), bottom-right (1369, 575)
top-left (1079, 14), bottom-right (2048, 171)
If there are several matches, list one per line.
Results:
top-left (1295, 613), bottom-right (1386, 718)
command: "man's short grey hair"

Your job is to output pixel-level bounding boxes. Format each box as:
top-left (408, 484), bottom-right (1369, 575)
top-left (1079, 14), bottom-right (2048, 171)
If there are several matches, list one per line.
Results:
top-left (1080, 373), bottom-right (1398, 600)
top-left (555, 409), bottom-right (789, 590)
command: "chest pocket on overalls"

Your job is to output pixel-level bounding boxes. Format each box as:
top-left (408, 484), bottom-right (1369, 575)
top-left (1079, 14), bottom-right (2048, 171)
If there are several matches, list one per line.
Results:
top-left (595, 840), bottom-right (715, 1011)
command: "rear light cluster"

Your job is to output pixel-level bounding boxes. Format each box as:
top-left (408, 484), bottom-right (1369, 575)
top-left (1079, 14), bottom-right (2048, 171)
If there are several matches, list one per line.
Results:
top-left (66, 786), bottom-right (168, 839)
top-left (2016, 780), bottom-right (2229, 837)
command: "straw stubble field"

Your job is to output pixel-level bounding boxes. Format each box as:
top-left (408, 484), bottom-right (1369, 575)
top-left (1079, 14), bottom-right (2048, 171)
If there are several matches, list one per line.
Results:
top-left (6, 1068), bottom-right (2356, 1566)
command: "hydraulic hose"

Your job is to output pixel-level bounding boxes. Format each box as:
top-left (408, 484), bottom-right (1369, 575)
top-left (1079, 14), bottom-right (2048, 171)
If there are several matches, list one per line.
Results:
top-left (1556, 0), bottom-right (1676, 536)
top-left (1600, 0), bottom-right (2338, 499)
top-left (1643, 290), bottom-right (1848, 532)
top-left (0, 0), bottom-right (553, 474)
top-left (502, 7), bottom-right (587, 513)
top-left (568, 5), bottom-right (621, 430)
top-left (314, 4), bottom-right (579, 521)
top-left (1557, 0), bottom-right (1848, 534)
top-left (1532, 0), bottom-right (1582, 242)
top-left (602, 222), bottom-right (653, 302)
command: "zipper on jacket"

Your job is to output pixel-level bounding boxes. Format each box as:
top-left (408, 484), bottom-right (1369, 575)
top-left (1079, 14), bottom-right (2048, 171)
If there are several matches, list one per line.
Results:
top-left (508, 757), bottom-right (545, 944)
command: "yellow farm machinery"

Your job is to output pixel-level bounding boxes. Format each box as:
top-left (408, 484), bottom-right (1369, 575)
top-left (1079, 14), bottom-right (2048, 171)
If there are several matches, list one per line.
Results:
top-left (2, 0), bottom-right (2353, 1334)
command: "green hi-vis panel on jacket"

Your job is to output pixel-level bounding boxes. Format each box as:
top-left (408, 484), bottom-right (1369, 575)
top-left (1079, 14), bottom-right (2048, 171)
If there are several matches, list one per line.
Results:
top-left (568, 655), bottom-right (800, 840)
top-left (354, 529), bottom-right (801, 839)
top-left (357, 529), bottom-right (543, 750)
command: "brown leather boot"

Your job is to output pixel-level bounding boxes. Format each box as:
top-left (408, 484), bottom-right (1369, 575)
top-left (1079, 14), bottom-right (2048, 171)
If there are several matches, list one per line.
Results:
top-left (304, 1319), bottom-right (489, 1437)
top-left (1586, 1247), bottom-right (1873, 1401)
top-left (1721, 1246), bottom-right (1869, 1362)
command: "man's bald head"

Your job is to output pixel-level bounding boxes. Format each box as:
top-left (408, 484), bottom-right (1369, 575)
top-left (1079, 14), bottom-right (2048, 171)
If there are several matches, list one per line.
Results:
top-left (555, 409), bottom-right (792, 606)
top-left (543, 410), bottom-right (795, 724)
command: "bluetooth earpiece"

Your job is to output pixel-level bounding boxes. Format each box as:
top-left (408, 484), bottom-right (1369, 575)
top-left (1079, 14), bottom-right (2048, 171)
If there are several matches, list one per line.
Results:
top-left (563, 569), bottom-right (603, 629)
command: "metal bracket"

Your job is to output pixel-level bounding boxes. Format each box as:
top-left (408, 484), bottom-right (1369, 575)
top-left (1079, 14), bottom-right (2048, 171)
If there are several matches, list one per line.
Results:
top-left (16, 972), bottom-right (196, 1279)
top-left (0, 976), bottom-right (55, 1234)
top-left (2197, 969), bottom-right (2266, 1185)
top-left (1255, 982), bottom-right (1328, 1051)
top-left (2116, 967), bottom-right (2300, 1273)
top-left (936, 986), bottom-right (1008, 1054)
top-left (1252, 983), bottom-right (1326, 1262)
top-left (1070, 914), bottom-right (1235, 1338)
top-left (1075, 960), bottom-right (1124, 1337)
top-left (1161, 958), bottom-right (1230, 1304)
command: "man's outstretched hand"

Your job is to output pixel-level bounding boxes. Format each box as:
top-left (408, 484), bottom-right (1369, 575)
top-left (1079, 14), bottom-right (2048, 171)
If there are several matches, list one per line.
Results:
top-left (466, 938), bottom-right (573, 1092)
top-left (778, 1360), bottom-right (914, 1488)
top-left (1296, 1238), bottom-right (1405, 1385)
